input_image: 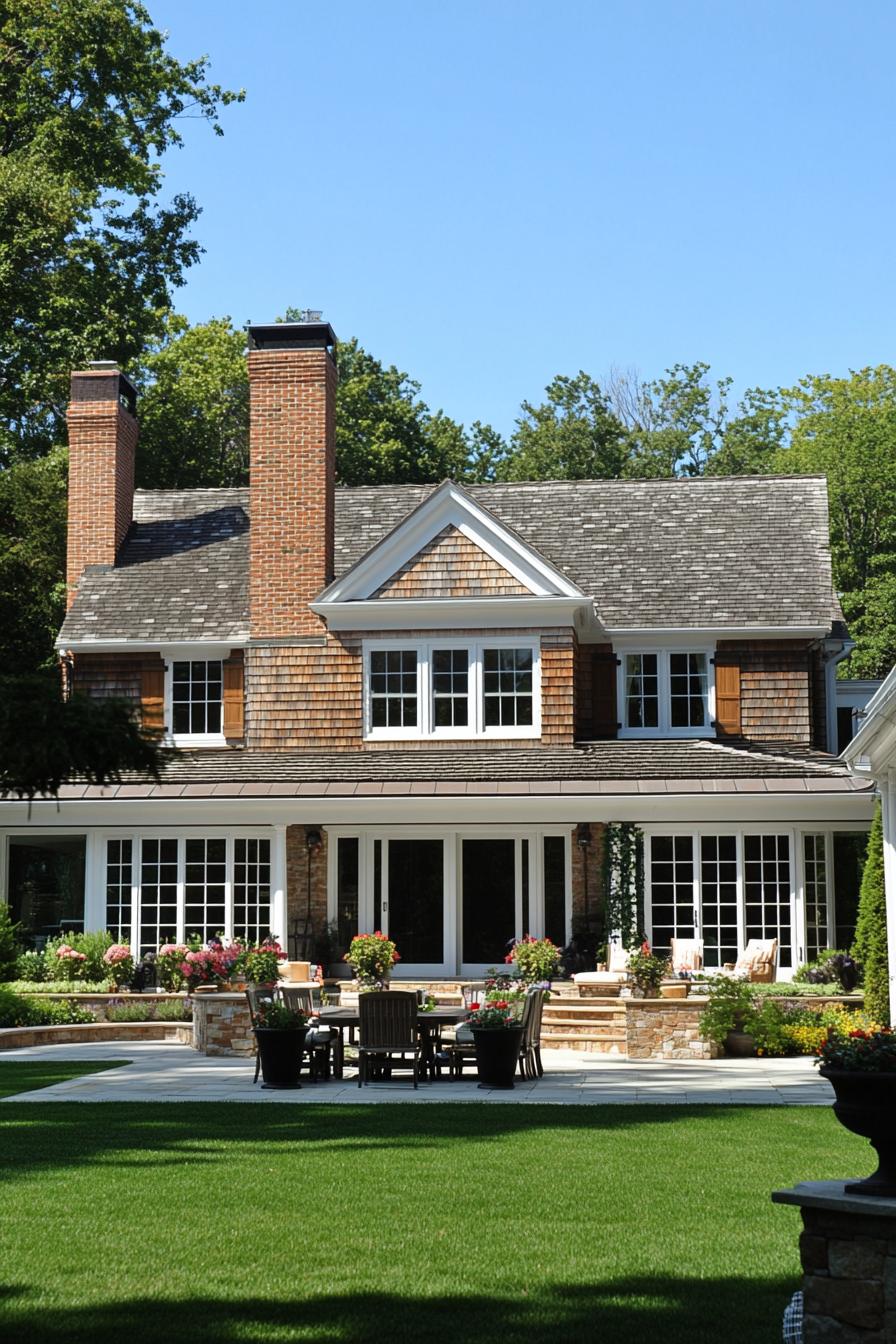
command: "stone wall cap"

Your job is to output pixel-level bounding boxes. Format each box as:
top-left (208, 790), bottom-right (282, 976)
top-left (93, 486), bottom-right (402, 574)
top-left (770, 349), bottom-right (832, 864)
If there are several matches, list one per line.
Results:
top-left (772, 1180), bottom-right (896, 1218)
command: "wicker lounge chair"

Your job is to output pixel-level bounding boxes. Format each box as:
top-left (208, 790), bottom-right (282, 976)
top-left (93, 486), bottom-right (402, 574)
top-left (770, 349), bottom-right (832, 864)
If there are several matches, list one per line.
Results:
top-left (572, 941), bottom-right (629, 996)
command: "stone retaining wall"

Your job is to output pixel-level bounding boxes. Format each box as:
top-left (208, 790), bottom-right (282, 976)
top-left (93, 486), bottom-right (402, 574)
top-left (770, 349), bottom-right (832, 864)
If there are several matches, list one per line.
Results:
top-left (0, 1022), bottom-right (192, 1050)
top-left (191, 993), bottom-right (254, 1056)
top-left (624, 1000), bottom-right (719, 1060)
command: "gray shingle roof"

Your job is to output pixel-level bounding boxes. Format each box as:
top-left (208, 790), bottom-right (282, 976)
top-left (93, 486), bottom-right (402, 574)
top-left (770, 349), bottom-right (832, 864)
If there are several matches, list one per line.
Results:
top-left (59, 475), bottom-right (836, 644)
top-left (60, 490), bottom-right (249, 644)
top-left (53, 738), bottom-right (869, 800)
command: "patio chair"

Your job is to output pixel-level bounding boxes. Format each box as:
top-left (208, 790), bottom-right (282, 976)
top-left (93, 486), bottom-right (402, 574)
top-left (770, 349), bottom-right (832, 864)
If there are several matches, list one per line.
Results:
top-left (572, 940), bottom-right (629, 996)
top-left (670, 937), bottom-right (704, 975)
top-left (727, 938), bottom-right (778, 983)
top-left (279, 985), bottom-right (339, 1081)
top-left (357, 991), bottom-right (420, 1088)
top-left (245, 985), bottom-right (279, 1085)
top-left (518, 987), bottom-right (546, 1080)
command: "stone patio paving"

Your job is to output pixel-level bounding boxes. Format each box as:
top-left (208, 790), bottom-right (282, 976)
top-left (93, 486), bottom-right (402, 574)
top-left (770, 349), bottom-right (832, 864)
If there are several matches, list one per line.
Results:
top-left (0, 1042), bottom-right (835, 1105)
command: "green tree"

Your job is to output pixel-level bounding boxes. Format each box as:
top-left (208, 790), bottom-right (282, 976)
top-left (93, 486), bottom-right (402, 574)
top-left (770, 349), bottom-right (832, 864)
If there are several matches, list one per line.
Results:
top-left (134, 315), bottom-right (249, 488)
top-left (498, 372), bottom-right (629, 481)
top-left (0, 0), bottom-right (243, 462)
top-left (0, 448), bottom-right (67, 671)
top-left (776, 368), bottom-right (896, 678)
top-left (852, 802), bottom-right (890, 1024)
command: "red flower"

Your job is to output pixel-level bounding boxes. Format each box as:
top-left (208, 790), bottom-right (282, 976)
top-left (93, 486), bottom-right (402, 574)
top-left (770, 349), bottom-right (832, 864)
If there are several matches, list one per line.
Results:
top-left (504, 954), bottom-right (513, 963)
top-left (469, 1003), bottom-right (480, 1012)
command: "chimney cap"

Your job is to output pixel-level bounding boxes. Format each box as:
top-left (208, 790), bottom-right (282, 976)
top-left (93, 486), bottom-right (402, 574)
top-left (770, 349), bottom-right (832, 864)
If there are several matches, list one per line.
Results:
top-left (247, 320), bottom-right (336, 354)
top-left (70, 365), bottom-right (137, 416)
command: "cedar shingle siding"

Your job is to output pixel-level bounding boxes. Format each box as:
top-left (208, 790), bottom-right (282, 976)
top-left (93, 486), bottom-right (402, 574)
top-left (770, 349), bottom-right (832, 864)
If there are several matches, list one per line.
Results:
top-left (717, 640), bottom-right (813, 743)
top-left (373, 525), bottom-right (530, 598)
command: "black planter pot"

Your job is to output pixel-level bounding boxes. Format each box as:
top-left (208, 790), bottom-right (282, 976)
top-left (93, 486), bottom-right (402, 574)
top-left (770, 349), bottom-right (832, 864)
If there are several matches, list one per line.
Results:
top-left (472, 1026), bottom-right (524, 1090)
top-left (819, 1067), bottom-right (896, 1196)
top-left (254, 1026), bottom-right (309, 1090)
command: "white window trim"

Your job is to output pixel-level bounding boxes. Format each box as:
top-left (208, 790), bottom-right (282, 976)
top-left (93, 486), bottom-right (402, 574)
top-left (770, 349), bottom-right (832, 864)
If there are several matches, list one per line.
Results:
top-left (162, 647), bottom-right (231, 748)
top-left (617, 647), bottom-right (716, 739)
top-left (95, 828), bottom-right (281, 952)
top-left (362, 637), bottom-right (542, 741)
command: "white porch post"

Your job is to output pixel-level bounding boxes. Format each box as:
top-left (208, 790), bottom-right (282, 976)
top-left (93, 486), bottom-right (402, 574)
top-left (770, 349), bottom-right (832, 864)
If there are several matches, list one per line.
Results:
top-left (882, 773), bottom-right (896, 1026)
top-left (271, 825), bottom-right (287, 947)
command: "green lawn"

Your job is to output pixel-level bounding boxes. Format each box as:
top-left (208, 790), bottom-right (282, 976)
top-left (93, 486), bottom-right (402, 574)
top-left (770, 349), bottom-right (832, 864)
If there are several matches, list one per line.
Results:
top-left (0, 1101), bottom-right (866, 1343)
top-left (0, 1060), bottom-right (126, 1100)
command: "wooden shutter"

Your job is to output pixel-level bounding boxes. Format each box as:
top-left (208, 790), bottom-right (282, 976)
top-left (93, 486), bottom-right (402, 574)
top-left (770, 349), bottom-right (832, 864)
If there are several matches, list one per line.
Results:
top-left (715, 661), bottom-right (742, 736)
top-left (140, 661), bottom-right (165, 737)
top-left (222, 654), bottom-right (245, 740)
top-left (591, 648), bottom-right (619, 739)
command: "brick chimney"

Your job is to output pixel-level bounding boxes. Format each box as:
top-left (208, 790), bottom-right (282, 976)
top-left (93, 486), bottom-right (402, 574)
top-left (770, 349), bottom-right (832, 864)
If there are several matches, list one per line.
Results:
top-left (247, 320), bottom-right (337, 638)
top-left (65, 362), bottom-right (138, 606)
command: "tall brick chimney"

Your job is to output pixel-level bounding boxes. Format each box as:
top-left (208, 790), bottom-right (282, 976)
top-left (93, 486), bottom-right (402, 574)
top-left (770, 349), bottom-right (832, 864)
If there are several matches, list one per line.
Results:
top-left (66, 362), bottom-right (138, 606)
top-left (247, 320), bottom-right (337, 638)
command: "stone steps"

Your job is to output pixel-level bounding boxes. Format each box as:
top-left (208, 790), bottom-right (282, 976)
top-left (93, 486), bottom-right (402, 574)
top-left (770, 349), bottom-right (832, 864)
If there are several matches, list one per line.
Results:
top-left (541, 997), bottom-right (627, 1054)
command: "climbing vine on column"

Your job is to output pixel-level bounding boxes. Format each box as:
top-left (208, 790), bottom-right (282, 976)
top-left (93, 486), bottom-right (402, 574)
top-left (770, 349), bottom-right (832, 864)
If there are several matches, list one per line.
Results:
top-left (602, 822), bottom-right (644, 950)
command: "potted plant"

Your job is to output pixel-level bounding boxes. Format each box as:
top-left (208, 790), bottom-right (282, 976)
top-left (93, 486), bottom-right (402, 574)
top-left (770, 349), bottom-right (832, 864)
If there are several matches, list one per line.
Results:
top-left (505, 935), bottom-right (561, 986)
top-left (698, 977), bottom-right (757, 1056)
top-left (241, 938), bottom-right (286, 987)
top-left (344, 931), bottom-right (400, 989)
top-left (467, 998), bottom-right (525, 1090)
top-left (102, 943), bottom-right (134, 990)
top-left (626, 946), bottom-right (668, 998)
top-left (253, 999), bottom-right (311, 1089)
top-left (817, 1027), bottom-right (896, 1196)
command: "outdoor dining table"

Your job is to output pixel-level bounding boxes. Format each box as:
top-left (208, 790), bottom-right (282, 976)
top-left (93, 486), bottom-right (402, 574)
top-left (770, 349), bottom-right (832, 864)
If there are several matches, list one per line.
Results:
top-left (317, 1005), bottom-right (468, 1081)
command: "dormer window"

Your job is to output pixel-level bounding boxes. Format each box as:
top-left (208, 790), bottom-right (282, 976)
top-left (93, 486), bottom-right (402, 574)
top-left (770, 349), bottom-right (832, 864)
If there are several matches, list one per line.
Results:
top-left (619, 649), bottom-right (714, 738)
top-left (363, 639), bottom-right (540, 740)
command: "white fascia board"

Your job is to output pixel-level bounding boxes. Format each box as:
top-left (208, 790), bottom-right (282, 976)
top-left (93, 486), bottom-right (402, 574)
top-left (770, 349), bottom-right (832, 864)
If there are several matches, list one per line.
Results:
top-left (842, 664), bottom-right (896, 769)
top-left (56, 638), bottom-right (247, 654)
top-left (0, 789), bottom-right (875, 830)
top-left (318, 480), bottom-right (584, 602)
top-left (606, 625), bottom-right (830, 643)
top-left (310, 596), bottom-right (589, 632)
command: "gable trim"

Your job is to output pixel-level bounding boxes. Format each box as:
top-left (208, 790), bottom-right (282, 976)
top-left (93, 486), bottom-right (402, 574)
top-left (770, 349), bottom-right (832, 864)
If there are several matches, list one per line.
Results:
top-left (318, 480), bottom-right (585, 603)
top-left (309, 596), bottom-right (589, 632)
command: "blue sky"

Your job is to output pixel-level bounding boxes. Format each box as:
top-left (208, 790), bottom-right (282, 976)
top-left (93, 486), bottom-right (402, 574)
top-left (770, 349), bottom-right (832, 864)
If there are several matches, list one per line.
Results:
top-left (151, 0), bottom-right (896, 437)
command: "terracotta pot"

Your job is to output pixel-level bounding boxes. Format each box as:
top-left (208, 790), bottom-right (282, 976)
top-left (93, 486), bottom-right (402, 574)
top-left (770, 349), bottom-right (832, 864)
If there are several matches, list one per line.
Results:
top-left (471, 1026), bottom-right (524, 1090)
top-left (660, 982), bottom-right (688, 999)
top-left (819, 1068), bottom-right (896, 1196)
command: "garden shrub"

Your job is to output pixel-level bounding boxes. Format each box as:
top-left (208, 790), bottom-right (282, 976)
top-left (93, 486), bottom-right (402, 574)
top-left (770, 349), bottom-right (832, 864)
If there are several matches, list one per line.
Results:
top-left (8, 980), bottom-right (109, 995)
top-left (154, 998), bottom-right (192, 1022)
top-left (852, 802), bottom-right (890, 1023)
top-left (0, 904), bottom-right (21, 981)
top-left (106, 1002), bottom-right (151, 1023)
top-left (45, 930), bottom-right (113, 981)
top-left (13, 950), bottom-right (46, 982)
top-left (0, 988), bottom-right (94, 1027)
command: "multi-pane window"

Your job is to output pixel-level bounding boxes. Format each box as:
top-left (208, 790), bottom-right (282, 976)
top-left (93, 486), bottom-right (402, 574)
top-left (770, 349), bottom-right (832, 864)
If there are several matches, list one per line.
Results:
top-left (233, 838), bottom-right (272, 944)
top-left (649, 835), bottom-right (696, 956)
top-left (669, 652), bottom-right (708, 728)
top-left (138, 838), bottom-right (179, 956)
top-left (107, 836), bottom-right (273, 951)
top-left (483, 647), bottom-right (534, 727)
top-left (700, 835), bottom-right (739, 968)
top-left (369, 650), bottom-right (418, 728)
top-left (105, 839), bottom-right (133, 943)
top-left (803, 834), bottom-right (829, 962)
top-left (171, 660), bottom-right (223, 736)
top-left (364, 641), bottom-right (539, 737)
top-left (625, 653), bottom-right (659, 729)
top-left (622, 650), bottom-right (713, 735)
top-left (744, 833), bottom-right (791, 968)
top-left (184, 837), bottom-right (227, 943)
top-left (432, 649), bottom-right (469, 727)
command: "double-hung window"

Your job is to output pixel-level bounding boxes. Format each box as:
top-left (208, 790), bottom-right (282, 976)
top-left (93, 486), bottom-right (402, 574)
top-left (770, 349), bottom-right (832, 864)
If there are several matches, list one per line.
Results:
top-left (620, 649), bottom-right (713, 737)
top-left (163, 649), bottom-right (232, 746)
top-left (363, 639), bottom-right (540, 739)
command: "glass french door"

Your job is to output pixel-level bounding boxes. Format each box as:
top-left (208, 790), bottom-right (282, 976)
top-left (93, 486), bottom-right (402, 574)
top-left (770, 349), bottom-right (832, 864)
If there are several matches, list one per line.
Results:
top-left (378, 837), bottom-right (452, 977)
top-left (460, 838), bottom-right (518, 975)
top-left (646, 831), bottom-right (795, 972)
